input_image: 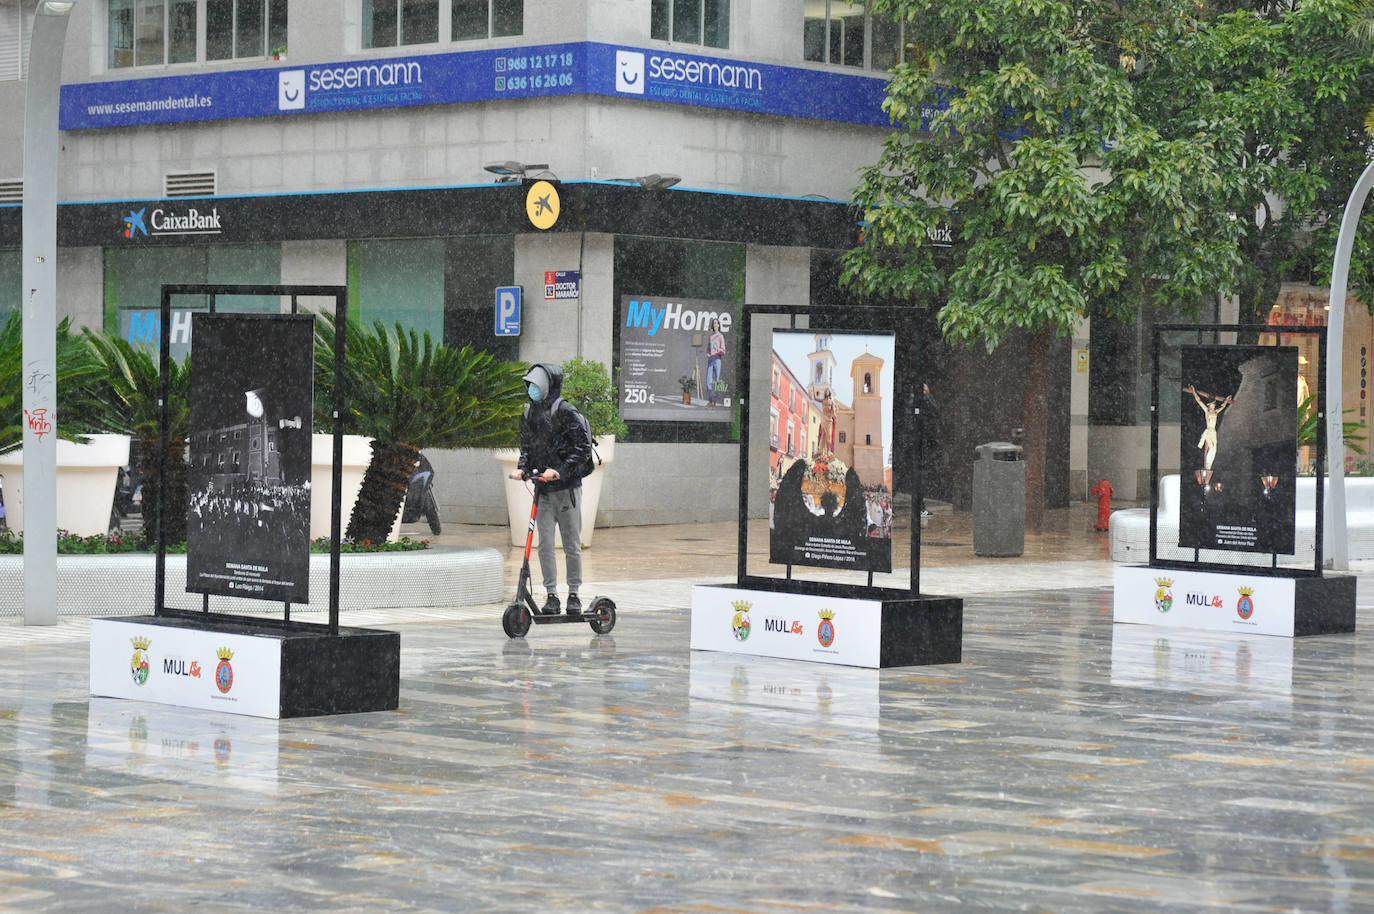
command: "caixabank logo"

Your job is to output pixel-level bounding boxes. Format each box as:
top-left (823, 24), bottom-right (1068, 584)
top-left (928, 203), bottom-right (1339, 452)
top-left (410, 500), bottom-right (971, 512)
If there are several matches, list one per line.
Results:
top-left (122, 208), bottom-right (148, 239)
top-left (119, 206), bottom-right (222, 239)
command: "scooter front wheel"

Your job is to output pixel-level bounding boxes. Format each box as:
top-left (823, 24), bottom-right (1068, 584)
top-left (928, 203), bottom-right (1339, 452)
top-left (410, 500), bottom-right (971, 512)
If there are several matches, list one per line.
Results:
top-left (502, 603), bottom-right (531, 638)
top-left (587, 597), bottom-right (616, 635)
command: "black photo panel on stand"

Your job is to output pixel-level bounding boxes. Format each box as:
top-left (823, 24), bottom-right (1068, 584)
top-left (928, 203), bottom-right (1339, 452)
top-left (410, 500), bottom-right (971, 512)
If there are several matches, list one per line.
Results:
top-left (1177, 345), bottom-right (1298, 554)
top-left (186, 313), bottom-right (315, 603)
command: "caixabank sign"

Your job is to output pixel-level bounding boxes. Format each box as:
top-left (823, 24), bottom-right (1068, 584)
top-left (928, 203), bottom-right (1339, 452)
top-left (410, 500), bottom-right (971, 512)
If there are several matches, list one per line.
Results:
top-left (61, 42), bottom-right (893, 131)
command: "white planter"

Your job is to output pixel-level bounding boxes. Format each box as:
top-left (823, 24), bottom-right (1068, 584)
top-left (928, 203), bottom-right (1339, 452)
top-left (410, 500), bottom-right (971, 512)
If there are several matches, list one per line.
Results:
top-left (310, 434), bottom-right (395, 541)
top-left (494, 435), bottom-right (615, 548)
top-left (0, 434), bottom-right (132, 536)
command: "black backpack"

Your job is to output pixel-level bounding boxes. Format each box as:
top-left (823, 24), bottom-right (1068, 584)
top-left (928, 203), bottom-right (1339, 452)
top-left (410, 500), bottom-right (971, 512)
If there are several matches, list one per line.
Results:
top-left (526, 397), bottom-right (600, 479)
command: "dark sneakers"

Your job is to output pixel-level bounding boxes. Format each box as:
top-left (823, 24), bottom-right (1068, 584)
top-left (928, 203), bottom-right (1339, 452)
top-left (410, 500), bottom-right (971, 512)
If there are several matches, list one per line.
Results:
top-left (565, 593), bottom-right (582, 616)
top-left (539, 593), bottom-right (561, 615)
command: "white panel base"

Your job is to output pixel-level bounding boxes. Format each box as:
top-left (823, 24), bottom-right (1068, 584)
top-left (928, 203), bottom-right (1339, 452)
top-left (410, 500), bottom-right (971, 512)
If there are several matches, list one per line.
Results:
top-left (1114, 565), bottom-right (1296, 637)
top-left (91, 618), bottom-right (283, 718)
top-left (691, 585), bottom-right (883, 668)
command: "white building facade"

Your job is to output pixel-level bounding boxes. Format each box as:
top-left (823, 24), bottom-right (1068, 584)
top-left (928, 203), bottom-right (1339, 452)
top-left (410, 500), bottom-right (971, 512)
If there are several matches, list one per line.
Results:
top-left (0, 0), bottom-right (1100, 525)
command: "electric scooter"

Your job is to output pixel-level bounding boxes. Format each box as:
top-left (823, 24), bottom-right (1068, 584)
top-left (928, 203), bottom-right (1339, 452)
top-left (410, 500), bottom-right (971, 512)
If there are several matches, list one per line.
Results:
top-left (501, 473), bottom-right (616, 638)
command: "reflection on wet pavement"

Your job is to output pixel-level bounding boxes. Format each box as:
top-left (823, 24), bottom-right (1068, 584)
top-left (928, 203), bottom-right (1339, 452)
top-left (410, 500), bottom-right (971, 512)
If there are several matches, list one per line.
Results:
top-left (1, 582), bottom-right (1372, 911)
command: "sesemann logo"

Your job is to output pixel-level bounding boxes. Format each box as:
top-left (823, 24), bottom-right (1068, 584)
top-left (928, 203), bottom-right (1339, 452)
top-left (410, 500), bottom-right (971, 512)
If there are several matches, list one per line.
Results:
top-left (278, 70), bottom-right (306, 110)
top-left (616, 50), bottom-right (645, 95)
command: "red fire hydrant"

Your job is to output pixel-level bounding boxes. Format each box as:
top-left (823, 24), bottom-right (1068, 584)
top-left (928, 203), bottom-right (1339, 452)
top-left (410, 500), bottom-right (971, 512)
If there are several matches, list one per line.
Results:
top-left (1091, 479), bottom-right (1114, 531)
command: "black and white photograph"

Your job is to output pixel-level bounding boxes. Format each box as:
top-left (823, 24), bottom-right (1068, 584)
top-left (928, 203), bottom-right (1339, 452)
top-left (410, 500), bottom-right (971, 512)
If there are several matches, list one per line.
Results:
top-left (765, 329), bottom-right (895, 573)
top-left (186, 313), bottom-right (315, 603)
top-left (1177, 344), bottom-right (1299, 554)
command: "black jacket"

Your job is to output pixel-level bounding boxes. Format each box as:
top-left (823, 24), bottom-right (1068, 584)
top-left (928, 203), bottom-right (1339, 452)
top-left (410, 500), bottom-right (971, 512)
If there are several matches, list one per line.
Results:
top-left (516, 363), bottom-right (590, 492)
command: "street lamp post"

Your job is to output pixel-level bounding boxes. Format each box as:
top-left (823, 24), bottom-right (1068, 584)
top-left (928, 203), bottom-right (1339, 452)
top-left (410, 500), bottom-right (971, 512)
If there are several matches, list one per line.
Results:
top-left (21, 0), bottom-right (75, 626)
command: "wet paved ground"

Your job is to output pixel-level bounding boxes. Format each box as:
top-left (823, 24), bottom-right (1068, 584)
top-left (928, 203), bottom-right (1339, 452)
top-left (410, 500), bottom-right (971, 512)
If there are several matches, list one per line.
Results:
top-left (2, 504), bottom-right (1373, 911)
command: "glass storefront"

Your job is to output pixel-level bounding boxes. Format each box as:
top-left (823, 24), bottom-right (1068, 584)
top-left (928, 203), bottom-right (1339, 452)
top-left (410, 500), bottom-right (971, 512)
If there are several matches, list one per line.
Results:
top-left (347, 235), bottom-right (516, 361)
top-left (104, 243), bottom-right (281, 360)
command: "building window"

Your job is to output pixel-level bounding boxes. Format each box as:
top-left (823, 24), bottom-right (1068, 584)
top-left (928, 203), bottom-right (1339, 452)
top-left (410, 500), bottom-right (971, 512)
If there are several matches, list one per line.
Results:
top-left (207, 0), bottom-right (287, 60)
top-left (363, 0), bottom-right (436, 47)
top-left (109, 0), bottom-right (199, 67)
top-left (838, 431), bottom-right (846, 444)
top-left (107, 0), bottom-right (285, 67)
top-left (453, 0), bottom-right (521, 40)
top-left (803, 0), bottom-right (905, 70)
top-left (651, 0), bottom-right (728, 49)
top-left (362, 0), bottom-right (520, 48)
top-left (0, 0), bottom-right (29, 81)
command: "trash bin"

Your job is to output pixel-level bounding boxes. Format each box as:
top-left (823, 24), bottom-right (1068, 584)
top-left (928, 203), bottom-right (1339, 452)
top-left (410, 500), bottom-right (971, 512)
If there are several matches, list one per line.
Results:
top-left (973, 442), bottom-right (1024, 557)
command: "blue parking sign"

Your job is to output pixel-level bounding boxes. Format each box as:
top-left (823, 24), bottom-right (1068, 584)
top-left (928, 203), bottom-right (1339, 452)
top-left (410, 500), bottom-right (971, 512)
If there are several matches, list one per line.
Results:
top-left (495, 286), bottom-right (521, 336)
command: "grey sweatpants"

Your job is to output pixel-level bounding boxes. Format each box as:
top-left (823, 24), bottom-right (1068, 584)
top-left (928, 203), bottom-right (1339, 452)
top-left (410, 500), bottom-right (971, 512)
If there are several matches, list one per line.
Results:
top-left (537, 485), bottom-right (582, 596)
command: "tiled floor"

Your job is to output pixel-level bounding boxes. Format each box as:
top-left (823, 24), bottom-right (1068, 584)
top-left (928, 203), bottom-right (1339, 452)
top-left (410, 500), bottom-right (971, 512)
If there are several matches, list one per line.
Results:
top-left (3, 503), bottom-right (1373, 911)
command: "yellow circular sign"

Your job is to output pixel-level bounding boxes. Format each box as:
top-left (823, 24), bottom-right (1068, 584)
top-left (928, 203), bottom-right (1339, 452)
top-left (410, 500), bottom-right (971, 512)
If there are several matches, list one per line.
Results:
top-left (525, 180), bottom-right (560, 230)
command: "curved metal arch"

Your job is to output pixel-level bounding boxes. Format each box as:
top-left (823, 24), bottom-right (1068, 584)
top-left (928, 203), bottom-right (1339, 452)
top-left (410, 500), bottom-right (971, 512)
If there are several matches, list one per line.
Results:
top-left (1323, 157), bottom-right (1374, 570)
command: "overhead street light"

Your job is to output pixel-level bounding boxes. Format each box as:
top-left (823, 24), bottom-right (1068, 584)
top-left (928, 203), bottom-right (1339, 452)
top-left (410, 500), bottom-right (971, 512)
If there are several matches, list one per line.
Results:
top-left (483, 161), bottom-right (552, 183)
top-left (608, 173), bottom-right (682, 191)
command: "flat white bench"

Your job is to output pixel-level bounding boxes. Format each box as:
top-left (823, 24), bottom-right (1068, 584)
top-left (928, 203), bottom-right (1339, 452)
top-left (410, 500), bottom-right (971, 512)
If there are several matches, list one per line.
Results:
top-left (1110, 475), bottom-right (1374, 565)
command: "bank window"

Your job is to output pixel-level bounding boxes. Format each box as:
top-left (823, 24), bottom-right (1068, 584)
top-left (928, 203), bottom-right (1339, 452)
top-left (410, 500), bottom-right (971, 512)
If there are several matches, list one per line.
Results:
top-left (651, 0), bottom-right (728, 48)
top-left (105, 243), bottom-right (281, 363)
top-left (803, 0), bottom-right (906, 70)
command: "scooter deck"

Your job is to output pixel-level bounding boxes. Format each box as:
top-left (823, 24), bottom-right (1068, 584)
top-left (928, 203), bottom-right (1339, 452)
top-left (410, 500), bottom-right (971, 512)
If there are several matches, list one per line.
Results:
top-left (529, 611), bottom-right (598, 625)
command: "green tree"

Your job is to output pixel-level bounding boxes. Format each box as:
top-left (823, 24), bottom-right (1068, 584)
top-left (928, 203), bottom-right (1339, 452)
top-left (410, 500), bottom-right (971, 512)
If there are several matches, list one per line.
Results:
top-left (313, 312), bottom-right (527, 543)
top-left (844, 0), bottom-right (1245, 526)
top-left (1144, 0), bottom-right (1374, 324)
top-left (82, 330), bottom-right (192, 544)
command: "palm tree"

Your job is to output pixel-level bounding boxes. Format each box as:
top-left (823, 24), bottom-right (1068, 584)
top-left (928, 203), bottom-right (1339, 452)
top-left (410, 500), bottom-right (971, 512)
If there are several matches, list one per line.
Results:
top-left (82, 330), bottom-right (192, 544)
top-left (0, 310), bottom-right (106, 455)
top-left (313, 312), bottom-right (526, 543)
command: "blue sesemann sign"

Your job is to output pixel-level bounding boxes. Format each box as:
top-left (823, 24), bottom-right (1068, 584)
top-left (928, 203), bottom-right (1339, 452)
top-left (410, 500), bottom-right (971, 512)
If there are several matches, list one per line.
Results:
top-left (60, 42), bottom-right (893, 131)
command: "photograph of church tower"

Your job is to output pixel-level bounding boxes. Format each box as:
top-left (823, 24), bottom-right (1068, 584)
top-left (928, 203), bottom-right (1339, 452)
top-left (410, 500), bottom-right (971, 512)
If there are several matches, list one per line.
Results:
top-left (768, 330), bottom-right (896, 573)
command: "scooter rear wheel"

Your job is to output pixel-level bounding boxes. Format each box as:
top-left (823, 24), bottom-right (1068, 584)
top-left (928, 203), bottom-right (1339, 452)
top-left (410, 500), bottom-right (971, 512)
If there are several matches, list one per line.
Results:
top-left (502, 603), bottom-right (531, 638)
top-left (587, 597), bottom-right (616, 635)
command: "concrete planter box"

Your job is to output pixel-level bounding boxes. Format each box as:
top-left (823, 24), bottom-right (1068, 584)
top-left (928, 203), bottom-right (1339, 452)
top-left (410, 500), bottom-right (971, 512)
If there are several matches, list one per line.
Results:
top-left (494, 436), bottom-right (615, 548)
top-left (0, 434), bottom-right (131, 536)
top-left (0, 546), bottom-right (504, 616)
